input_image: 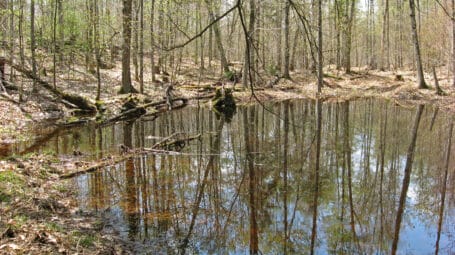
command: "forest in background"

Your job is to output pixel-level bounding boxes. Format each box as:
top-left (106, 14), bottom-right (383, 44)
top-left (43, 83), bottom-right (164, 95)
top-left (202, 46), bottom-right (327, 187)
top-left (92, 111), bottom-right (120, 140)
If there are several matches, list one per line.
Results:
top-left (0, 0), bottom-right (454, 96)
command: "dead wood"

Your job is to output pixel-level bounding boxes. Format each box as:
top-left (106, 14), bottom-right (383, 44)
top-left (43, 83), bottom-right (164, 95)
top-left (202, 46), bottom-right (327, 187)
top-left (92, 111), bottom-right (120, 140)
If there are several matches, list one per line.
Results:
top-left (4, 59), bottom-right (97, 113)
top-left (59, 133), bottom-right (201, 179)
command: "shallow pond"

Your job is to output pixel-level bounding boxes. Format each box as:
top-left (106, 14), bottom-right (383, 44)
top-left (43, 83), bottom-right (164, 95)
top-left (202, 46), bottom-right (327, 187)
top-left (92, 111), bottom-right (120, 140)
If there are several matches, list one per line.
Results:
top-left (20, 99), bottom-right (455, 254)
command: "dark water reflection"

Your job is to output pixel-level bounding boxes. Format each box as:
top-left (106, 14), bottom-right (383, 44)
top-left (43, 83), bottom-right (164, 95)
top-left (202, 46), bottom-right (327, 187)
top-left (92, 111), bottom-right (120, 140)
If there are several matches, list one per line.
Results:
top-left (33, 99), bottom-right (455, 254)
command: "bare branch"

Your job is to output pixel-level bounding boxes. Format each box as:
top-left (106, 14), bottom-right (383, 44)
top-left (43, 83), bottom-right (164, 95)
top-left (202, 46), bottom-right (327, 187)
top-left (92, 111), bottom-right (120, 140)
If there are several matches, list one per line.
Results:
top-left (164, 1), bottom-right (240, 51)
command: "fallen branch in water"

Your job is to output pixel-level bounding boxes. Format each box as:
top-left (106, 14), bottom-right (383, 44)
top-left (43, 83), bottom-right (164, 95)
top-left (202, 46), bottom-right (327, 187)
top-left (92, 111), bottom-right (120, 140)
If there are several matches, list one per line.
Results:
top-left (59, 133), bottom-right (201, 179)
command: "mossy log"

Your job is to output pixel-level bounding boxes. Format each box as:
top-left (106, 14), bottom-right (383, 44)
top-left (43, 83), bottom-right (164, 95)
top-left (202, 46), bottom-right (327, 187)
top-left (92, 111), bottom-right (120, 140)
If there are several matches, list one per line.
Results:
top-left (5, 59), bottom-right (96, 113)
top-left (212, 88), bottom-right (236, 122)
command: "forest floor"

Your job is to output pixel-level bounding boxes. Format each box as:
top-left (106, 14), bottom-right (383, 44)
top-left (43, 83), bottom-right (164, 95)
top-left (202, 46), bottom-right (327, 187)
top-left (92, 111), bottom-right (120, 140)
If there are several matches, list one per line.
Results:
top-left (1, 59), bottom-right (455, 254)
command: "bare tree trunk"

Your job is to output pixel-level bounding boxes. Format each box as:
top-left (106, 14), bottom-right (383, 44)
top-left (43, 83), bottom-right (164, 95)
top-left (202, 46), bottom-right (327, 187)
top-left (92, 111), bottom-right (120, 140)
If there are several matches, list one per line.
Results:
top-left (120, 0), bottom-right (137, 94)
top-left (381, 0), bottom-right (390, 70)
top-left (408, 0), bottom-right (428, 89)
top-left (18, 0), bottom-right (25, 101)
top-left (58, 0), bottom-right (63, 61)
top-left (282, 0), bottom-right (291, 79)
top-left (9, 0), bottom-right (14, 82)
top-left (133, 0), bottom-right (139, 82)
top-left (30, 0), bottom-right (37, 92)
top-left (52, 0), bottom-right (57, 89)
top-left (150, 0), bottom-right (156, 82)
top-left (343, 0), bottom-right (356, 73)
top-left (276, 2), bottom-right (282, 69)
top-left (453, 0), bottom-right (455, 87)
top-left (242, 0), bottom-right (256, 88)
top-left (317, 0), bottom-right (323, 92)
top-left (94, 0), bottom-right (102, 101)
top-left (204, 0), bottom-right (230, 74)
top-left (139, 0), bottom-right (144, 93)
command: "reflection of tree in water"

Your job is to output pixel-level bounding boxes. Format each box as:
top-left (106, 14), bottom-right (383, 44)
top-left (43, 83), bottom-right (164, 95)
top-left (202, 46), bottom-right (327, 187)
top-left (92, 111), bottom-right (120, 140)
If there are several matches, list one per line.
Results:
top-left (123, 120), bottom-right (140, 239)
top-left (71, 99), bottom-right (455, 254)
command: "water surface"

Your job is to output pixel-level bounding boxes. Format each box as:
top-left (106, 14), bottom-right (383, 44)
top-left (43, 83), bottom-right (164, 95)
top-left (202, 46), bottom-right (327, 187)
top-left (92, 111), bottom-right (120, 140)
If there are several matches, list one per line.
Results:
top-left (27, 99), bottom-right (455, 254)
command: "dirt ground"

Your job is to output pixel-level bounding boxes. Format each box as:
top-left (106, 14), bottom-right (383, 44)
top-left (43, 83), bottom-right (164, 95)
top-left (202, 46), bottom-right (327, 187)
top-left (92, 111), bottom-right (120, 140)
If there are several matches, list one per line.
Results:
top-left (0, 59), bottom-right (454, 254)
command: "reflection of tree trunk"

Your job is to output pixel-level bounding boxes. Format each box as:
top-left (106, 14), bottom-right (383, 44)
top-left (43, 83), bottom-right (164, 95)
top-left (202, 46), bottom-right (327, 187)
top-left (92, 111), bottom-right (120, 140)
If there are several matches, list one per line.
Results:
top-left (179, 117), bottom-right (225, 254)
top-left (391, 105), bottom-right (424, 255)
top-left (344, 102), bottom-right (357, 241)
top-left (310, 100), bottom-right (322, 255)
top-left (123, 121), bottom-right (139, 239)
top-left (283, 101), bottom-right (289, 254)
top-left (244, 107), bottom-right (259, 255)
top-left (378, 103), bottom-right (388, 250)
top-left (435, 119), bottom-right (453, 255)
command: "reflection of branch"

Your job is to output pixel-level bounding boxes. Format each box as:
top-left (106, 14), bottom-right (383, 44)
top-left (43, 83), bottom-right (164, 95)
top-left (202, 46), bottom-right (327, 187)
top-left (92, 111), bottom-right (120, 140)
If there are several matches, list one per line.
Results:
top-left (222, 168), bottom-right (246, 234)
top-left (179, 118), bottom-right (225, 254)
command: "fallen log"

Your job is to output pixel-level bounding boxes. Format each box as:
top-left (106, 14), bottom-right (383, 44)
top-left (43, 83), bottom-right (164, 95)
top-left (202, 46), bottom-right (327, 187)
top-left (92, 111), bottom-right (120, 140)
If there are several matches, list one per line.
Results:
top-left (59, 132), bottom-right (201, 179)
top-left (3, 58), bottom-right (96, 113)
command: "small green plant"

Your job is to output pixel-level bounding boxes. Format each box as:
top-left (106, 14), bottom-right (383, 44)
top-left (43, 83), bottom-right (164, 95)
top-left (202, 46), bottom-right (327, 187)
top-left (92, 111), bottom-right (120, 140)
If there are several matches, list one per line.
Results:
top-left (80, 235), bottom-right (95, 247)
top-left (267, 64), bottom-right (279, 76)
top-left (0, 190), bottom-right (11, 202)
top-left (12, 215), bottom-right (29, 228)
top-left (45, 222), bottom-right (63, 232)
top-left (223, 70), bottom-right (235, 81)
top-left (0, 170), bottom-right (24, 185)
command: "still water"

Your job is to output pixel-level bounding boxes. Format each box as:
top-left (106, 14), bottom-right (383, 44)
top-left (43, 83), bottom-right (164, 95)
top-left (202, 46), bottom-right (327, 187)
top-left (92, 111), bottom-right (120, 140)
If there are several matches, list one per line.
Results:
top-left (27, 99), bottom-right (455, 254)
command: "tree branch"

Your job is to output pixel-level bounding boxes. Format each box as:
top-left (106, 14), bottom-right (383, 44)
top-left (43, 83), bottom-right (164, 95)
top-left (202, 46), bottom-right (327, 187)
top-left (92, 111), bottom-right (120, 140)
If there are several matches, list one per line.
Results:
top-left (164, 1), bottom-right (240, 51)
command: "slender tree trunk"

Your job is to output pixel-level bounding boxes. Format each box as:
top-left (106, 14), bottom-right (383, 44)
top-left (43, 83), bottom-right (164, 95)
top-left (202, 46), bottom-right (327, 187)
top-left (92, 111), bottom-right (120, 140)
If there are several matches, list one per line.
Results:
top-left (120, 0), bottom-right (137, 94)
top-left (335, 0), bottom-right (342, 70)
top-left (290, 27), bottom-right (299, 71)
top-left (408, 0), bottom-right (429, 89)
top-left (150, 0), bottom-right (156, 82)
top-left (381, 0), bottom-right (390, 70)
top-left (53, 0), bottom-right (57, 89)
top-left (204, 0), bottom-right (230, 74)
top-left (282, 1), bottom-right (291, 78)
top-left (139, 0), bottom-right (144, 93)
top-left (317, 0), bottom-right (323, 92)
top-left (242, 0), bottom-right (256, 88)
top-left (9, 0), bottom-right (14, 82)
top-left (133, 0), bottom-right (139, 82)
top-left (18, 0), bottom-right (25, 101)
top-left (94, 0), bottom-right (102, 101)
top-left (344, 0), bottom-right (356, 73)
top-left (391, 105), bottom-right (424, 255)
top-left (31, 0), bottom-right (37, 92)
top-left (453, 0), bottom-right (455, 87)
top-left (58, 0), bottom-right (64, 61)
top-left (276, 2), bottom-right (282, 69)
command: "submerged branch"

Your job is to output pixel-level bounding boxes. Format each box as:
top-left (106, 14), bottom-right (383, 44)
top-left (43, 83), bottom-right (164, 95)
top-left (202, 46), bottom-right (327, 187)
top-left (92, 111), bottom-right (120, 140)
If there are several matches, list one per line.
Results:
top-left (59, 133), bottom-right (201, 179)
